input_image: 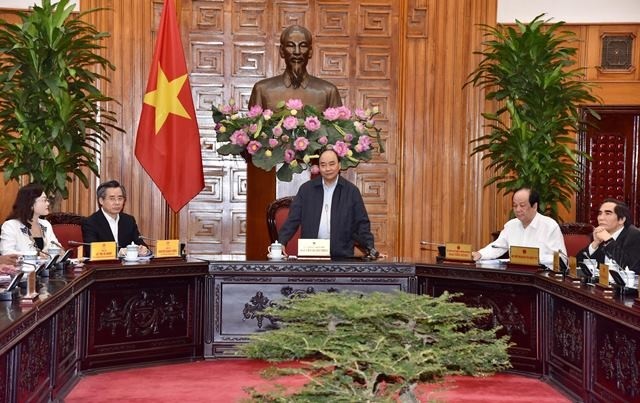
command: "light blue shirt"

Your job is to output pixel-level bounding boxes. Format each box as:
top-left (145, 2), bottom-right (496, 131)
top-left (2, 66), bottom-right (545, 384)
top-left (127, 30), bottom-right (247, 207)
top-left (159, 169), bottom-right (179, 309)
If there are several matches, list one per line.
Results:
top-left (317, 179), bottom-right (338, 239)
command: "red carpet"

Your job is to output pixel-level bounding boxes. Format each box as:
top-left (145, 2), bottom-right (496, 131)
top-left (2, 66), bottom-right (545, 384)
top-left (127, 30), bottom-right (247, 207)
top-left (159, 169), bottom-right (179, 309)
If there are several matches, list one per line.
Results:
top-left (65, 360), bottom-right (570, 402)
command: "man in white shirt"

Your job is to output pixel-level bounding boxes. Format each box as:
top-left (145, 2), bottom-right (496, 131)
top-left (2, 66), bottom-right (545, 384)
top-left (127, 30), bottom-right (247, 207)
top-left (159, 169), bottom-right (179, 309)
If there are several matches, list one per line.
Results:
top-left (472, 188), bottom-right (567, 267)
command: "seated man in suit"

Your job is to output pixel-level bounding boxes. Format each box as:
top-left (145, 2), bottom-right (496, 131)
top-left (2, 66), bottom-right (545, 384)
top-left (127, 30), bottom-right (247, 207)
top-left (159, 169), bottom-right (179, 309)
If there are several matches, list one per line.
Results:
top-left (82, 180), bottom-right (150, 257)
top-left (578, 198), bottom-right (640, 274)
top-left (472, 187), bottom-right (567, 267)
top-left (277, 148), bottom-right (378, 259)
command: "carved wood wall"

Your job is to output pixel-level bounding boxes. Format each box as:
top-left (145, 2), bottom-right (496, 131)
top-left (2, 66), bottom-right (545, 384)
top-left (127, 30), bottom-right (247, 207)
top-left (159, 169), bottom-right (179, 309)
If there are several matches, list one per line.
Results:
top-left (2, 2), bottom-right (640, 261)
top-left (179, 0), bottom-right (401, 258)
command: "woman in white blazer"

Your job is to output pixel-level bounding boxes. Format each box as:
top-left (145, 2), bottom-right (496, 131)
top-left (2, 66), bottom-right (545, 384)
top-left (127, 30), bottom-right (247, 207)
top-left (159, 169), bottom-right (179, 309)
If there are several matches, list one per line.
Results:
top-left (0, 183), bottom-right (60, 257)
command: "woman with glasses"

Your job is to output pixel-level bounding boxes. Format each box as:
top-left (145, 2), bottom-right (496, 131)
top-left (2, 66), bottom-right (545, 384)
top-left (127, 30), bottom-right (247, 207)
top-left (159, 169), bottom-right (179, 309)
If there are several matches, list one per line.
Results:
top-left (0, 183), bottom-right (60, 257)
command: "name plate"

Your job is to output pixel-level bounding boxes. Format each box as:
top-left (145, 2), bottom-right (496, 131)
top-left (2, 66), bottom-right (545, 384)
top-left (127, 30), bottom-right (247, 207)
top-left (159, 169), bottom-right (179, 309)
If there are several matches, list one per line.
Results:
top-left (568, 256), bottom-right (578, 277)
top-left (553, 251), bottom-right (560, 273)
top-left (156, 239), bottom-right (180, 258)
top-left (298, 239), bottom-right (330, 258)
top-left (445, 243), bottom-right (473, 261)
top-left (509, 246), bottom-right (539, 266)
top-left (89, 241), bottom-right (117, 261)
top-left (599, 263), bottom-right (610, 287)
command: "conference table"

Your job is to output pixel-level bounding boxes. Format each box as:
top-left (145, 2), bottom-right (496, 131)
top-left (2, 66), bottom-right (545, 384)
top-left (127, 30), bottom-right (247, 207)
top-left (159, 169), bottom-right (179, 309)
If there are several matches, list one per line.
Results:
top-left (0, 257), bottom-right (638, 402)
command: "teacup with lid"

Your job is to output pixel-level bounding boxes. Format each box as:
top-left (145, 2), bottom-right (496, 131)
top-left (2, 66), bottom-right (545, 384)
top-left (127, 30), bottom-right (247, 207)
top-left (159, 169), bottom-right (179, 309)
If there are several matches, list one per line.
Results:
top-left (267, 241), bottom-right (283, 259)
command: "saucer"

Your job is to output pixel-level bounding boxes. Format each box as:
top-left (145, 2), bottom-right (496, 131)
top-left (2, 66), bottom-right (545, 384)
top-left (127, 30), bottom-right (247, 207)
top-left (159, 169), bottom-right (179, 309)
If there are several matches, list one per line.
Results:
top-left (267, 255), bottom-right (284, 261)
top-left (123, 256), bottom-right (140, 262)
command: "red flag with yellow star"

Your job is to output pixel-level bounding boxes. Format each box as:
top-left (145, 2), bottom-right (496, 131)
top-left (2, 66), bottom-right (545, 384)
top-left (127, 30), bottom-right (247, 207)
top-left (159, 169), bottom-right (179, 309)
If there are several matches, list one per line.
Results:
top-left (135, 0), bottom-right (204, 212)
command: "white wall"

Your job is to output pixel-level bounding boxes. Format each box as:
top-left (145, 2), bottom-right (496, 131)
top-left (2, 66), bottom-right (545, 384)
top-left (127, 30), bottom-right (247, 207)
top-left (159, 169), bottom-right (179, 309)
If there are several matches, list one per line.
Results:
top-left (0, 1), bottom-right (79, 11)
top-left (498, 0), bottom-right (640, 23)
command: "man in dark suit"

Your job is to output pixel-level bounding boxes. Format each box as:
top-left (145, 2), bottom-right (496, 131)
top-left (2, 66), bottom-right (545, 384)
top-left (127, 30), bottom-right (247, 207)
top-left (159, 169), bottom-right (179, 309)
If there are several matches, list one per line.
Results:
top-left (82, 180), bottom-right (150, 256)
top-left (578, 198), bottom-right (640, 274)
top-left (278, 149), bottom-right (378, 259)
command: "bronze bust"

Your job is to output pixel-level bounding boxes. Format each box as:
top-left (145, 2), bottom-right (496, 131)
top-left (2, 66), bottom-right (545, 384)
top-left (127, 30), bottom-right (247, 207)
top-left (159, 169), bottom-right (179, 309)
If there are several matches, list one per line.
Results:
top-left (249, 25), bottom-right (342, 111)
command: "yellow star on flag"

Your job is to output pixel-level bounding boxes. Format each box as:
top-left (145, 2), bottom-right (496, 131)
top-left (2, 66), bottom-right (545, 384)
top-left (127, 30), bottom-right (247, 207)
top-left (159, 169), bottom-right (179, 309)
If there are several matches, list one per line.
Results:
top-left (143, 64), bottom-right (191, 134)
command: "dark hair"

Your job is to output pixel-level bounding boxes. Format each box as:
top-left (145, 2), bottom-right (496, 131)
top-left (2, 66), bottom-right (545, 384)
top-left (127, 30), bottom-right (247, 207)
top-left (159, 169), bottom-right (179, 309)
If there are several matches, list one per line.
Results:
top-left (7, 183), bottom-right (45, 226)
top-left (280, 25), bottom-right (312, 46)
top-left (602, 198), bottom-right (632, 227)
top-left (319, 147), bottom-right (341, 162)
top-left (514, 187), bottom-right (540, 210)
top-left (96, 180), bottom-right (126, 205)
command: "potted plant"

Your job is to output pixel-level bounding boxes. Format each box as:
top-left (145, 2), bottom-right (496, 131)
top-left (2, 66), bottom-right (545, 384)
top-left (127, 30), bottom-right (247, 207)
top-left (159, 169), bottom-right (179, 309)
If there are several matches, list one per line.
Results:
top-left (466, 14), bottom-right (600, 219)
top-left (0, 0), bottom-right (121, 200)
top-left (241, 291), bottom-right (511, 401)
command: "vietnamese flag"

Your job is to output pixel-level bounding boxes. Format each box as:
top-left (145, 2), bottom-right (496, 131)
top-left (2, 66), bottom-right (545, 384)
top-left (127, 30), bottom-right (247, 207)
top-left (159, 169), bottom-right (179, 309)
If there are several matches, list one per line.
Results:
top-left (135, 0), bottom-right (204, 212)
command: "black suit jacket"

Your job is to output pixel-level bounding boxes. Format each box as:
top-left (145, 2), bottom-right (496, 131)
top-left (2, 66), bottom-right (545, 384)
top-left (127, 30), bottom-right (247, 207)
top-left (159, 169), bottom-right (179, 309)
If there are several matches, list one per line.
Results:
top-left (278, 176), bottom-right (375, 258)
top-left (82, 210), bottom-right (147, 249)
top-left (578, 225), bottom-right (640, 274)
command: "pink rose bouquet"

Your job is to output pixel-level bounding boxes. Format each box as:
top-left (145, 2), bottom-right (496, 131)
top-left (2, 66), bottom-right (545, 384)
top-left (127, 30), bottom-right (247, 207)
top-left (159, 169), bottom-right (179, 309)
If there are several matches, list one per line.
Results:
top-left (213, 98), bottom-right (384, 181)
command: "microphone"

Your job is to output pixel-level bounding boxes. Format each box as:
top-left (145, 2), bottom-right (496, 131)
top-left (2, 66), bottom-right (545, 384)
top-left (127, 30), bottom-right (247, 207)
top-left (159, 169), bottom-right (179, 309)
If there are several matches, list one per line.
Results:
top-left (36, 247), bottom-right (51, 258)
top-left (420, 241), bottom-right (444, 246)
top-left (51, 240), bottom-right (65, 250)
top-left (138, 235), bottom-right (156, 246)
top-left (68, 240), bottom-right (91, 246)
top-left (557, 249), bottom-right (569, 275)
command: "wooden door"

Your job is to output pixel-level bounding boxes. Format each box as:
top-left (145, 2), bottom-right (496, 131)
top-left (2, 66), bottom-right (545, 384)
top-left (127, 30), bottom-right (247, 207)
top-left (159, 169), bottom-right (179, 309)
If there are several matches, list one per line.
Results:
top-left (578, 107), bottom-right (640, 225)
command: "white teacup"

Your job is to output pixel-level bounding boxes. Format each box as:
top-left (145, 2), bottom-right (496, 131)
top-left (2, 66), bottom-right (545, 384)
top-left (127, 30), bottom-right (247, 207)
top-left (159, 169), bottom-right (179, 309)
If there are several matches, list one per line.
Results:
top-left (267, 241), bottom-right (283, 259)
top-left (21, 250), bottom-right (38, 262)
top-left (126, 244), bottom-right (139, 259)
top-left (48, 247), bottom-right (62, 259)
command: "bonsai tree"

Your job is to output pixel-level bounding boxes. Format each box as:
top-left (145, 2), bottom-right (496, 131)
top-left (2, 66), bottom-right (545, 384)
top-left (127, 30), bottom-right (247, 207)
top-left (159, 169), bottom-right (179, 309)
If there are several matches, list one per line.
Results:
top-left (0, 0), bottom-right (121, 199)
top-left (240, 291), bottom-right (511, 402)
top-left (466, 14), bottom-right (600, 219)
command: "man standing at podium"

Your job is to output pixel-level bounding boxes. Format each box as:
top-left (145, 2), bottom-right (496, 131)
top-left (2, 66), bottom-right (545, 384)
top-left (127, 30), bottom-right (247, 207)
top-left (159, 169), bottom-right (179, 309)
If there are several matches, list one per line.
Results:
top-left (472, 188), bottom-right (566, 267)
top-left (245, 25), bottom-right (343, 259)
top-left (278, 149), bottom-right (378, 259)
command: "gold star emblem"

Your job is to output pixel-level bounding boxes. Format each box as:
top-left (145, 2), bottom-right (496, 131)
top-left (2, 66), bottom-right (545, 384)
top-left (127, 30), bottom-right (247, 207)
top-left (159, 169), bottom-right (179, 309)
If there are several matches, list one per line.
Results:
top-left (143, 64), bottom-right (191, 134)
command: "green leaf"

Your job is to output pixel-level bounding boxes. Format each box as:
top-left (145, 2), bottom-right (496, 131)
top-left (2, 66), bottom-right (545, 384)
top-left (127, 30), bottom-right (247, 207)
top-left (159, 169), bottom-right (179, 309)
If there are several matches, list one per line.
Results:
top-left (465, 13), bottom-right (601, 219)
top-left (0, 0), bottom-right (122, 199)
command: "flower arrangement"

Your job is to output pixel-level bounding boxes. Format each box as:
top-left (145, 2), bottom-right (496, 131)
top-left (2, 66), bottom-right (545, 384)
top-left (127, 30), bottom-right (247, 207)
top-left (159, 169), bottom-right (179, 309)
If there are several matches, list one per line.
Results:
top-left (212, 99), bottom-right (384, 181)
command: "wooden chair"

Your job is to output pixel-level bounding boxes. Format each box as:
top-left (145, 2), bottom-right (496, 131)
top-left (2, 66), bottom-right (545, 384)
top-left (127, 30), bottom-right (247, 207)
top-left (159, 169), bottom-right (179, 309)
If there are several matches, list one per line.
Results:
top-left (266, 197), bottom-right (300, 256)
top-left (559, 222), bottom-right (593, 258)
top-left (46, 212), bottom-right (85, 258)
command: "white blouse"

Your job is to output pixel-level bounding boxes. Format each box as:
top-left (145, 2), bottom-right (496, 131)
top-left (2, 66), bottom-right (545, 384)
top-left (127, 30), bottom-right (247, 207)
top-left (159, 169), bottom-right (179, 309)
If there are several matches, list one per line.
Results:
top-left (0, 218), bottom-right (60, 256)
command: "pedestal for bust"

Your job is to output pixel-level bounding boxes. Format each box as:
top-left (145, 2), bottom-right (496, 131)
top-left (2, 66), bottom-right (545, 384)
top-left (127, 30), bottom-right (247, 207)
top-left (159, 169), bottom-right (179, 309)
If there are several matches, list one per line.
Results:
top-left (245, 163), bottom-right (312, 260)
top-left (245, 164), bottom-right (276, 260)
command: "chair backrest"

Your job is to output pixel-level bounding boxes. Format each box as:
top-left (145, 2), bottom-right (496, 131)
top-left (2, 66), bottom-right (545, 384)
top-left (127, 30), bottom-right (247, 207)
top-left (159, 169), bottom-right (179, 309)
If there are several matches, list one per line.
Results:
top-left (46, 212), bottom-right (85, 258)
top-left (266, 197), bottom-right (300, 256)
top-left (560, 222), bottom-right (594, 258)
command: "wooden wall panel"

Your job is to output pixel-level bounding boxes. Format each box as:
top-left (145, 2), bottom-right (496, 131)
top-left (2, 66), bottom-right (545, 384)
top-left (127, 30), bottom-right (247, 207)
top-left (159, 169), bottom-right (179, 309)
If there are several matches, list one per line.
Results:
top-left (179, 0), bottom-right (400, 258)
top-left (77, 0), bottom-right (169, 242)
top-left (2, 3), bottom-right (640, 262)
top-left (399, 0), bottom-right (499, 261)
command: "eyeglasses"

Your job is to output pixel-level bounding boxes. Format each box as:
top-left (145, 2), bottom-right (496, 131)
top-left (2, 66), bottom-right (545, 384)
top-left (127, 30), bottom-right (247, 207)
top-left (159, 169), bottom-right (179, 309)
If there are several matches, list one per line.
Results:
top-left (105, 196), bottom-right (125, 202)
